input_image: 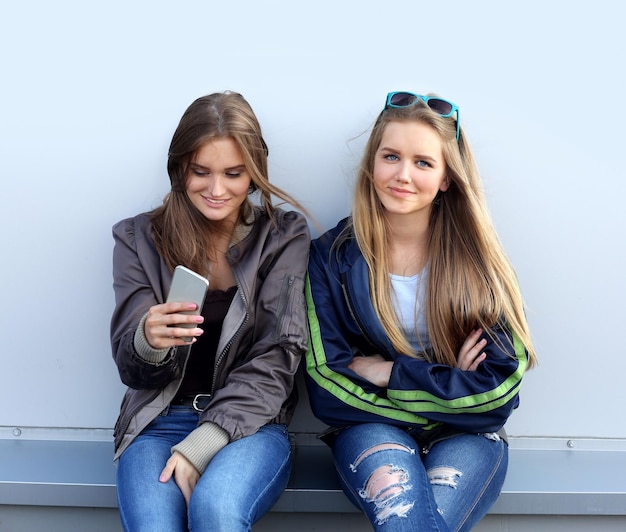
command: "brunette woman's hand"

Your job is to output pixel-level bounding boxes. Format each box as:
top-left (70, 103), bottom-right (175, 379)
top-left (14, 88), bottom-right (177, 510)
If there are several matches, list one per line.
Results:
top-left (457, 328), bottom-right (487, 371)
top-left (143, 302), bottom-right (204, 349)
top-left (348, 354), bottom-right (393, 387)
top-left (159, 451), bottom-right (200, 506)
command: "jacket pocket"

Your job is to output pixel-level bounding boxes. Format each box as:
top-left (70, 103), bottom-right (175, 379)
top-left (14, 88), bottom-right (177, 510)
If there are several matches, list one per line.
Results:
top-left (113, 388), bottom-right (160, 451)
top-left (274, 273), bottom-right (306, 349)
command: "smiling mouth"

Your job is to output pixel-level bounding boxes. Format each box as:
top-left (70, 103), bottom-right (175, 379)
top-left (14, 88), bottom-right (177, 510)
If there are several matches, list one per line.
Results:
top-left (389, 187), bottom-right (414, 195)
top-left (203, 196), bottom-right (228, 205)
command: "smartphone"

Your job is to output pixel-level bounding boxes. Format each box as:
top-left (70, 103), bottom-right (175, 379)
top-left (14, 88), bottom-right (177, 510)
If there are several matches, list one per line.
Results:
top-left (166, 265), bottom-right (209, 342)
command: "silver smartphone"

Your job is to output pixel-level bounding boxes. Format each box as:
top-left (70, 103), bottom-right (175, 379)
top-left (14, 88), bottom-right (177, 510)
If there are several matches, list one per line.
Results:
top-left (166, 265), bottom-right (209, 342)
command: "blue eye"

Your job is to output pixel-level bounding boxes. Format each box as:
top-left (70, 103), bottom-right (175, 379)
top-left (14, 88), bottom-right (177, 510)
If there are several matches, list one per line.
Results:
top-left (416, 160), bottom-right (431, 168)
top-left (384, 154), bottom-right (399, 161)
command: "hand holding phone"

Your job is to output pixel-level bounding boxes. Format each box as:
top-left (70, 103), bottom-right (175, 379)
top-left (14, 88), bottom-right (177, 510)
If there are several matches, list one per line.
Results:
top-left (166, 265), bottom-right (210, 342)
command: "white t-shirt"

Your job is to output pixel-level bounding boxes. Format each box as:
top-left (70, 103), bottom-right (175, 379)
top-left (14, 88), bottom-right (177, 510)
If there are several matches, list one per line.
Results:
top-left (390, 269), bottom-right (431, 352)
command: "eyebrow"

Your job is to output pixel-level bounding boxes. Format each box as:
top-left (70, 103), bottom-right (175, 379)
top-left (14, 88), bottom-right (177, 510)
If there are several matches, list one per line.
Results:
top-left (189, 162), bottom-right (246, 172)
top-left (379, 146), bottom-right (439, 164)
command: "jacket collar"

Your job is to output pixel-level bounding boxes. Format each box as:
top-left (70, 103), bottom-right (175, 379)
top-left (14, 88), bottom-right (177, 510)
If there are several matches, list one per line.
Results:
top-left (229, 204), bottom-right (256, 248)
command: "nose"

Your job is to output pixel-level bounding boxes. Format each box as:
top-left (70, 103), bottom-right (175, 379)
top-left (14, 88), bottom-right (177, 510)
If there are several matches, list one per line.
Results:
top-left (207, 175), bottom-right (225, 197)
top-left (395, 163), bottom-right (411, 183)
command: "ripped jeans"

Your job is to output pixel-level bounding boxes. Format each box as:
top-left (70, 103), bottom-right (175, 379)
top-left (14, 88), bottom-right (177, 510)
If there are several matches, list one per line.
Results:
top-left (331, 423), bottom-right (507, 531)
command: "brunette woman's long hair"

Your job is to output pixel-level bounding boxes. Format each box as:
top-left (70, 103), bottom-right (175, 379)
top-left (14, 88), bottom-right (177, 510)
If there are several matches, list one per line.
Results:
top-left (150, 91), bottom-right (306, 276)
top-left (340, 98), bottom-right (536, 368)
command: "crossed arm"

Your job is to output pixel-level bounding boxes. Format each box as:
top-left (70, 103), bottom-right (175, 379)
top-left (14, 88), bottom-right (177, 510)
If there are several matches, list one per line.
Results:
top-left (348, 328), bottom-right (487, 387)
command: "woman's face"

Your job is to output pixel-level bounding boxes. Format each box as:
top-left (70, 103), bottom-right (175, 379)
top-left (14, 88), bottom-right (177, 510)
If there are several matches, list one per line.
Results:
top-left (185, 137), bottom-right (252, 225)
top-left (373, 120), bottom-right (449, 226)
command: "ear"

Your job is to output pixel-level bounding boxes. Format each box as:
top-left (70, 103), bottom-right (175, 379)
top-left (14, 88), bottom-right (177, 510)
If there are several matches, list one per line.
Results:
top-left (439, 175), bottom-right (451, 192)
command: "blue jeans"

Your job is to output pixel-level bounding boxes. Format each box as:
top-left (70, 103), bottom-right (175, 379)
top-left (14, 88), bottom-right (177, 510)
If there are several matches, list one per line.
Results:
top-left (332, 423), bottom-right (507, 532)
top-left (116, 406), bottom-right (292, 532)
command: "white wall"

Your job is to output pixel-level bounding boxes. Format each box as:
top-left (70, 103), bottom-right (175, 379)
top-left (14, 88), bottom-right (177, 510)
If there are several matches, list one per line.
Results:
top-left (1, 0), bottom-right (623, 438)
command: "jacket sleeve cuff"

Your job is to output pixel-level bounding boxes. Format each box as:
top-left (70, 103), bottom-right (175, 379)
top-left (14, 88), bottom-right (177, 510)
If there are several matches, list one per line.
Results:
top-left (171, 422), bottom-right (230, 474)
top-left (133, 312), bottom-right (170, 363)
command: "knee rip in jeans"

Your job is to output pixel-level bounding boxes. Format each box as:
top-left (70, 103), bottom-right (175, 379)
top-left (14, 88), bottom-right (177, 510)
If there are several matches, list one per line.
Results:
top-left (427, 466), bottom-right (463, 488)
top-left (352, 443), bottom-right (415, 525)
top-left (426, 432), bottom-right (499, 490)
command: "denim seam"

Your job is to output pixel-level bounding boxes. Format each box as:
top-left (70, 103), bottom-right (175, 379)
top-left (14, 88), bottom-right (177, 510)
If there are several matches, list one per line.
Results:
top-left (453, 437), bottom-right (506, 531)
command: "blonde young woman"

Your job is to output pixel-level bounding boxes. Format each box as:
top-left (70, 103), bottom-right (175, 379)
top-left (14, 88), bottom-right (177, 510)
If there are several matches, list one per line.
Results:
top-left (305, 91), bottom-right (536, 531)
top-left (110, 91), bottom-right (310, 531)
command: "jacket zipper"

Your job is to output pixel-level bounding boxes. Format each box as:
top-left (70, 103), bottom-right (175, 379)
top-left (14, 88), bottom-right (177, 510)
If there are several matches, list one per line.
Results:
top-left (340, 272), bottom-right (381, 353)
top-left (276, 274), bottom-right (295, 336)
top-left (210, 274), bottom-right (248, 396)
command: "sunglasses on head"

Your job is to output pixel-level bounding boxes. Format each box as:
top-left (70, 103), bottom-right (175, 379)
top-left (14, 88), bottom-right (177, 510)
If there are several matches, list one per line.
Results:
top-left (385, 91), bottom-right (460, 141)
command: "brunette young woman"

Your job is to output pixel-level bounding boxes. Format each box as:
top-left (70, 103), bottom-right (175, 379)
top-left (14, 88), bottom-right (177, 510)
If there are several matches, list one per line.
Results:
top-left (110, 91), bottom-right (310, 531)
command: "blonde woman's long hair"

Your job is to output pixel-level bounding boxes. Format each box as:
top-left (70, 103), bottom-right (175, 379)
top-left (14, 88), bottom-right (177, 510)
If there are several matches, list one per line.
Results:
top-left (345, 100), bottom-right (536, 368)
top-left (151, 91), bottom-right (307, 276)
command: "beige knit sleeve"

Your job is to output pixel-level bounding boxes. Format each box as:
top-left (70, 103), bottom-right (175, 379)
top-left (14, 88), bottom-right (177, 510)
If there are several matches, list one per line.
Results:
top-left (171, 422), bottom-right (230, 474)
top-left (133, 312), bottom-right (170, 363)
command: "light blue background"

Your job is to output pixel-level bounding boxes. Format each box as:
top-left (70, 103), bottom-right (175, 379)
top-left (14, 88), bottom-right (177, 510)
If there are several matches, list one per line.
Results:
top-left (1, 0), bottom-right (623, 439)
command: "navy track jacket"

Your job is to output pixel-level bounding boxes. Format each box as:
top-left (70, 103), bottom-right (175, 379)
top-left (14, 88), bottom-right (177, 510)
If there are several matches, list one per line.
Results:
top-left (305, 218), bottom-right (529, 436)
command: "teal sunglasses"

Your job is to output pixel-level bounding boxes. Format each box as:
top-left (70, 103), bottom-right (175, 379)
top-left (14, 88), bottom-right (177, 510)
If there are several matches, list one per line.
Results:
top-left (385, 91), bottom-right (460, 141)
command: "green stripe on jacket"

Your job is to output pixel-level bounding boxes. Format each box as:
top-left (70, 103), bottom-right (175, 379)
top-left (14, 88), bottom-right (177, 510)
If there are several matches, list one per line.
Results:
top-left (305, 275), bottom-right (437, 427)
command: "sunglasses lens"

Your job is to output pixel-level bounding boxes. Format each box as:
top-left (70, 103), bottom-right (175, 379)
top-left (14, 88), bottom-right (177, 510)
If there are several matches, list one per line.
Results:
top-left (427, 99), bottom-right (454, 116)
top-left (389, 92), bottom-right (418, 107)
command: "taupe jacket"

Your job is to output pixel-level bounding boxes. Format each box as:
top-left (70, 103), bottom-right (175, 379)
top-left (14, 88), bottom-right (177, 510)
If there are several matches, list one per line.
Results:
top-left (110, 207), bottom-right (310, 471)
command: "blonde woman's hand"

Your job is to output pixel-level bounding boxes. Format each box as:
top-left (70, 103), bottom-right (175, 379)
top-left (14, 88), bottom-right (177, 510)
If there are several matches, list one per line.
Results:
top-left (457, 329), bottom-right (487, 371)
top-left (159, 451), bottom-right (200, 506)
top-left (143, 302), bottom-right (204, 349)
top-left (348, 354), bottom-right (393, 387)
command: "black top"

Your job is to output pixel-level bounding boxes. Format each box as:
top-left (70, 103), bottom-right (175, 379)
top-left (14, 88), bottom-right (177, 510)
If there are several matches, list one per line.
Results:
top-left (174, 285), bottom-right (237, 397)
